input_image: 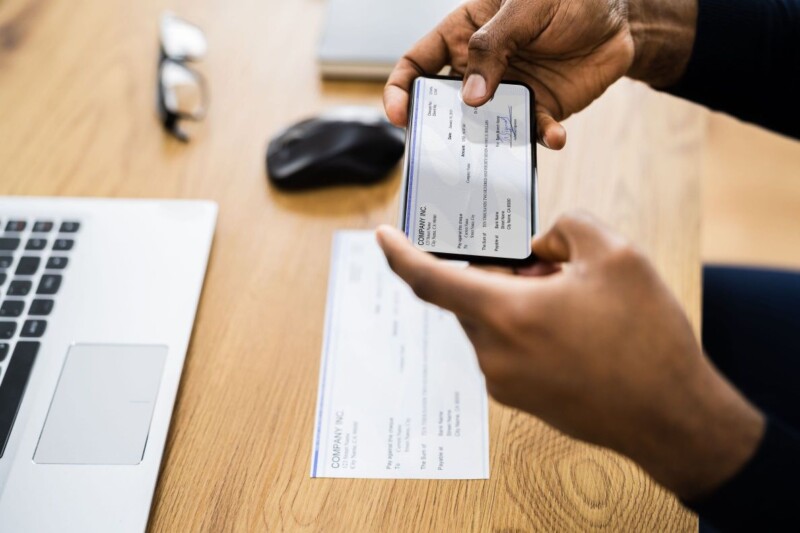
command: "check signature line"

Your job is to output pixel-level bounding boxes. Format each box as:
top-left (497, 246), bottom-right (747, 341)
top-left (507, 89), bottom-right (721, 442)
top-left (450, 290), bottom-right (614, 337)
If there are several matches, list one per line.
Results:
top-left (497, 106), bottom-right (517, 146)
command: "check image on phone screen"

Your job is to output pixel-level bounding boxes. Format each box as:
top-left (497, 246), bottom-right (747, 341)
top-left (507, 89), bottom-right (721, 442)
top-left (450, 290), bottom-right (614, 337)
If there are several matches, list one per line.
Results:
top-left (402, 77), bottom-right (535, 261)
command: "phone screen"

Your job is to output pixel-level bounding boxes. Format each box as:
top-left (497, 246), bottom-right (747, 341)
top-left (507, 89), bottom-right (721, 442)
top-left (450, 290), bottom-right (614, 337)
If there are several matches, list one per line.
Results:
top-left (399, 76), bottom-right (537, 263)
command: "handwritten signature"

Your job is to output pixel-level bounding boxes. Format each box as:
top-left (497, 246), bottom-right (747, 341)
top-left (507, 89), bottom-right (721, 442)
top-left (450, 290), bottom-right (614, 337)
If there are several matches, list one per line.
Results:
top-left (497, 106), bottom-right (517, 146)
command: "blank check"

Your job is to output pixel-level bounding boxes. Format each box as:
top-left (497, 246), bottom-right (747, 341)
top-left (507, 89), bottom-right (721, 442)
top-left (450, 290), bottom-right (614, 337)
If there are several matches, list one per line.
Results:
top-left (311, 231), bottom-right (489, 479)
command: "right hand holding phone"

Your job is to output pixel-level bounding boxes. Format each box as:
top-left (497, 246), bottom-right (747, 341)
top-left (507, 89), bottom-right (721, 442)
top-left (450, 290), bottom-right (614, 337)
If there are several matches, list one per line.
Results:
top-left (376, 213), bottom-right (765, 500)
top-left (383, 0), bottom-right (635, 150)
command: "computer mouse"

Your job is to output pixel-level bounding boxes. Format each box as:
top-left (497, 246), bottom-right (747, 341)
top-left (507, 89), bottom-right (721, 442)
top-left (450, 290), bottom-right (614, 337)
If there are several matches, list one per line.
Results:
top-left (266, 106), bottom-right (405, 190)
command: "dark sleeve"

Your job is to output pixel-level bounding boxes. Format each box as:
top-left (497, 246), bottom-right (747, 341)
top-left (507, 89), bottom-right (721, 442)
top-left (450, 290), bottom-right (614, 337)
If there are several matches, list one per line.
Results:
top-left (667, 0), bottom-right (800, 139)
top-left (683, 416), bottom-right (800, 531)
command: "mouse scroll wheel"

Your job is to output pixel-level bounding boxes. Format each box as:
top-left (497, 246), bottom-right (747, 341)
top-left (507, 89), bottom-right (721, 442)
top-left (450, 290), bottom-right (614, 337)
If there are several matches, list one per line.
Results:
top-left (283, 138), bottom-right (300, 150)
top-left (281, 131), bottom-right (305, 150)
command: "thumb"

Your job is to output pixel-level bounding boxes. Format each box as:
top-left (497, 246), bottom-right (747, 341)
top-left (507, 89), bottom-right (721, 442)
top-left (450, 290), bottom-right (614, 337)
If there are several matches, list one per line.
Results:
top-left (461, 2), bottom-right (547, 107)
top-left (532, 212), bottom-right (625, 263)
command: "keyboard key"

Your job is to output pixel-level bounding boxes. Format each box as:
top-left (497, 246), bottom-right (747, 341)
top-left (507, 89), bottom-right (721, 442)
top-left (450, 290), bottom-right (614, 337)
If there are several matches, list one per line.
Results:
top-left (32, 221), bottom-right (54, 232)
top-left (8, 280), bottom-right (32, 296)
top-left (29, 299), bottom-right (54, 316)
top-left (0, 273), bottom-right (6, 285)
top-left (0, 300), bottom-right (25, 317)
top-left (0, 322), bottom-right (17, 339)
top-left (0, 238), bottom-right (21, 251)
top-left (20, 320), bottom-right (46, 338)
top-left (0, 343), bottom-right (8, 362)
top-left (46, 256), bottom-right (68, 270)
top-left (5, 220), bottom-right (26, 232)
top-left (53, 239), bottom-right (74, 251)
top-left (0, 341), bottom-right (40, 457)
top-left (0, 257), bottom-right (12, 269)
top-left (37, 275), bottom-right (62, 295)
top-left (15, 257), bottom-right (41, 276)
top-left (59, 221), bottom-right (80, 233)
top-left (26, 238), bottom-right (48, 251)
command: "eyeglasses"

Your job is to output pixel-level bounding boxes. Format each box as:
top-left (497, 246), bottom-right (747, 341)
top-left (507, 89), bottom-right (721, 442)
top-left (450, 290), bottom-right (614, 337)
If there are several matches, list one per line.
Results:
top-left (158, 12), bottom-right (209, 142)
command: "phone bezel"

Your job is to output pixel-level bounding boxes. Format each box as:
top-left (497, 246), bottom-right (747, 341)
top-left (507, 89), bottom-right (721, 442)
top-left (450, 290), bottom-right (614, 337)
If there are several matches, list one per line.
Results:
top-left (397, 75), bottom-right (538, 266)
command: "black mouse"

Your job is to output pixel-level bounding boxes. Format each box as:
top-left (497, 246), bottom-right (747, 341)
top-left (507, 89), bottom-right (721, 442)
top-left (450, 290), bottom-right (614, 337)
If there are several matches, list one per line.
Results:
top-left (266, 107), bottom-right (405, 190)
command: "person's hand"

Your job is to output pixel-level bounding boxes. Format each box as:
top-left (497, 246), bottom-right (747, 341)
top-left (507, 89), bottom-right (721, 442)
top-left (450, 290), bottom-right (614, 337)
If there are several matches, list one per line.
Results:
top-left (383, 0), bottom-right (698, 149)
top-left (375, 214), bottom-right (764, 499)
top-left (384, 0), bottom-right (635, 149)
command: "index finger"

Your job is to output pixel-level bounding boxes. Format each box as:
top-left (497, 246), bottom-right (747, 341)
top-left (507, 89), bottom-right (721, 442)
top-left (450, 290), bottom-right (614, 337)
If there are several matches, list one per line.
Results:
top-left (375, 225), bottom-right (501, 319)
top-left (383, 29), bottom-right (449, 127)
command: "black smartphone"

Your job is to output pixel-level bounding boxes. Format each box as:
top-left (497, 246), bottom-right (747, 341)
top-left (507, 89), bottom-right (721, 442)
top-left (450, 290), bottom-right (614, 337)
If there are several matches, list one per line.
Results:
top-left (397, 75), bottom-right (538, 266)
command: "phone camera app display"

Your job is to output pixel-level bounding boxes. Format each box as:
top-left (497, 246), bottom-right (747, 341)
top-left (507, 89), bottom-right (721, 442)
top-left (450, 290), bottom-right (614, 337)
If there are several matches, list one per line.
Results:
top-left (400, 77), bottom-right (537, 263)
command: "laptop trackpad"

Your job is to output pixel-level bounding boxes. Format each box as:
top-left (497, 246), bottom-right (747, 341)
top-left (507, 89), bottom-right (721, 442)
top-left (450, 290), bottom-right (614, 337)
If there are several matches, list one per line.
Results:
top-left (34, 344), bottom-right (167, 465)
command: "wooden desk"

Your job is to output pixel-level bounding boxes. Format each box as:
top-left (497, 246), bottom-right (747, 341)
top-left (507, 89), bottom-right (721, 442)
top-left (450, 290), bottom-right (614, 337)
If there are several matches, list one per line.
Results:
top-left (0, 0), bottom-right (704, 530)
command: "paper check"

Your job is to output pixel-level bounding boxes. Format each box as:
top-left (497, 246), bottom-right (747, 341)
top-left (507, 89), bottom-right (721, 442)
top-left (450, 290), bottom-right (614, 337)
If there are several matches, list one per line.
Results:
top-left (311, 231), bottom-right (489, 479)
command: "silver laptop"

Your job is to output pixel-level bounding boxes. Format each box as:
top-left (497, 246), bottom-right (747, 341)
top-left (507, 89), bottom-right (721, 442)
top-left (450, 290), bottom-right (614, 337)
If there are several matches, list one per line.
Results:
top-left (0, 197), bottom-right (217, 532)
top-left (318, 0), bottom-right (460, 79)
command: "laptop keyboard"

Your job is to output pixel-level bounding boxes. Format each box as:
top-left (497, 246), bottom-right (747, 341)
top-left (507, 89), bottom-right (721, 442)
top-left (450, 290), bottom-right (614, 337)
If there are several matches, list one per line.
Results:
top-left (0, 218), bottom-right (79, 458)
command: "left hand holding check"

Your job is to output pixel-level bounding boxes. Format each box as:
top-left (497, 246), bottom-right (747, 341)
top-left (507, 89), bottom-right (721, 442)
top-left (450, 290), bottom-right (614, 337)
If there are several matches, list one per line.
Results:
top-left (375, 213), bottom-right (764, 500)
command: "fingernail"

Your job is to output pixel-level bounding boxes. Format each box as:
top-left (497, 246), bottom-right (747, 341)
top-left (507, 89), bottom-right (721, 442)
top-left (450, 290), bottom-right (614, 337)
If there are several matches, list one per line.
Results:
top-left (462, 74), bottom-right (486, 102)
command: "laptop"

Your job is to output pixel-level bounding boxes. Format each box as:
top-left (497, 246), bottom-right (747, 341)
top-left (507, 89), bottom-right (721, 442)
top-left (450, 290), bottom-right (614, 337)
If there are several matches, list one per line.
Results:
top-left (0, 197), bottom-right (217, 532)
top-left (318, 0), bottom-right (461, 79)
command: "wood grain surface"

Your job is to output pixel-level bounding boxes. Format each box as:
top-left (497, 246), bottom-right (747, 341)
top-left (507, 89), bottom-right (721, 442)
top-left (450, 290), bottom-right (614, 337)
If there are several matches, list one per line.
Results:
top-left (0, 0), bottom-right (705, 530)
top-left (702, 113), bottom-right (800, 268)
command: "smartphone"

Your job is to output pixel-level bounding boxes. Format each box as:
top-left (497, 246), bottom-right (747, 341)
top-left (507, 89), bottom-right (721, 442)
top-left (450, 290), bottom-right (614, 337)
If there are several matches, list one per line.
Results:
top-left (398, 75), bottom-right (538, 265)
